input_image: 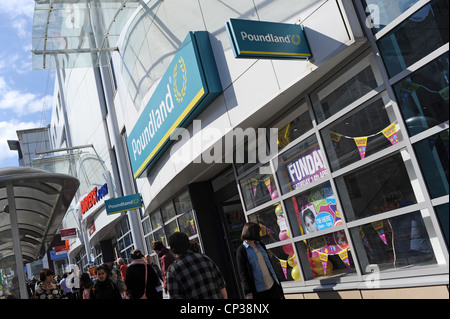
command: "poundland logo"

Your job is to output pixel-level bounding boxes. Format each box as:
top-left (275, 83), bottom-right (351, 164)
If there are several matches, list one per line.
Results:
top-left (226, 18), bottom-right (311, 60)
top-left (240, 31), bottom-right (302, 45)
top-left (126, 31), bottom-right (222, 179)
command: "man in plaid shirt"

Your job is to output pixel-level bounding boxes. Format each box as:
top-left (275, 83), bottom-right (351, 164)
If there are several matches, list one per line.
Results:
top-left (166, 232), bottom-right (228, 299)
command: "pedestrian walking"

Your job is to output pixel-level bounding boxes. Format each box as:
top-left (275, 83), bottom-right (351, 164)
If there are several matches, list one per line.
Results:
top-left (90, 264), bottom-right (122, 299)
top-left (125, 249), bottom-right (162, 299)
top-left (236, 222), bottom-right (285, 299)
top-left (116, 257), bottom-right (128, 282)
top-left (59, 273), bottom-right (73, 299)
top-left (152, 240), bottom-right (175, 294)
top-left (79, 272), bottom-right (94, 299)
top-left (166, 232), bottom-right (227, 299)
top-left (35, 268), bottom-right (67, 299)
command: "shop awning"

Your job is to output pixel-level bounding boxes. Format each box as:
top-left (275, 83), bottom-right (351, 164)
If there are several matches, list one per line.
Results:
top-left (31, 0), bottom-right (142, 70)
top-left (0, 167), bottom-right (79, 268)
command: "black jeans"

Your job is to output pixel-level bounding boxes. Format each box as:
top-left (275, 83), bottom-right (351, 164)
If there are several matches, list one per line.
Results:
top-left (254, 282), bottom-right (284, 299)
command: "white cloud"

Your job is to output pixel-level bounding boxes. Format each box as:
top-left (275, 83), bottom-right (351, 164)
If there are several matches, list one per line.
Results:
top-left (0, 119), bottom-right (39, 167)
top-left (0, 76), bottom-right (52, 114)
top-left (0, 0), bottom-right (35, 39)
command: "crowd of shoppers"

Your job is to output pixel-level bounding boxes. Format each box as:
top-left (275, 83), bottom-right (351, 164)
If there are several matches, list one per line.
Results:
top-left (19, 223), bottom-right (284, 300)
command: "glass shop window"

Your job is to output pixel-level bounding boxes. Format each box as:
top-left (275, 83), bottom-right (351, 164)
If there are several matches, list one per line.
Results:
top-left (239, 164), bottom-right (279, 211)
top-left (161, 201), bottom-right (177, 222)
top-left (362, 0), bottom-right (420, 34)
top-left (335, 151), bottom-right (418, 221)
top-left (413, 130), bottom-right (449, 199)
top-left (276, 134), bottom-right (328, 195)
top-left (283, 181), bottom-right (341, 238)
top-left (434, 203), bottom-right (449, 247)
top-left (247, 202), bottom-right (283, 246)
top-left (150, 209), bottom-right (163, 229)
top-left (393, 53), bottom-right (449, 137)
top-left (164, 220), bottom-right (179, 240)
top-left (377, 0), bottom-right (449, 78)
top-left (350, 211), bottom-right (437, 272)
top-left (272, 101), bottom-right (313, 151)
top-left (174, 191), bottom-right (193, 215)
top-left (311, 53), bottom-right (383, 123)
top-left (266, 245), bottom-right (298, 283)
top-left (321, 93), bottom-right (400, 171)
top-left (178, 210), bottom-right (198, 237)
top-left (295, 230), bottom-right (356, 281)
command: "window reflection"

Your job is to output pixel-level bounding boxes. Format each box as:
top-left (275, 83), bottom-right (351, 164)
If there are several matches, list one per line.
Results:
top-left (336, 152), bottom-right (418, 221)
top-left (311, 53), bottom-right (382, 123)
top-left (377, 0), bottom-right (449, 77)
top-left (394, 53), bottom-right (449, 137)
top-left (350, 212), bottom-right (437, 272)
top-left (413, 130), bottom-right (449, 198)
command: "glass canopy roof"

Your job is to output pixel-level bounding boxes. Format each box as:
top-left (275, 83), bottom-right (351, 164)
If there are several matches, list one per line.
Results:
top-left (32, 0), bottom-right (142, 70)
top-left (0, 167), bottom-right (79, 268)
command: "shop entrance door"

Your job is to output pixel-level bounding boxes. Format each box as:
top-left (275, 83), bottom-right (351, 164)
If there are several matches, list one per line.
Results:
top-left (212, 168), bottom-right (246, 298)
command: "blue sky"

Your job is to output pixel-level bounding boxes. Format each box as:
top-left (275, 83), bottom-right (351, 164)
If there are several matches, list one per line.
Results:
top-left (0, 0), bottom-right (54, 168)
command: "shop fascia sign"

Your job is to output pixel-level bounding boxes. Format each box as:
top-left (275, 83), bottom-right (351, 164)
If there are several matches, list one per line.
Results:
top-left (105, 193), bottom-right (143, 215)
top-left (226, 18), bottom-right (312, 60)
top-left (80, 183), bottom-right (108, 215)
top-left (60, 228), bottom-right (77, 241)
top-left (127, 31), bottom-right (222, 179)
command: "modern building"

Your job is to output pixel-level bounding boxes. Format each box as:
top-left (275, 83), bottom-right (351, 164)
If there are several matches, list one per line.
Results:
top-left (28, 0), bottom-right (448, 298)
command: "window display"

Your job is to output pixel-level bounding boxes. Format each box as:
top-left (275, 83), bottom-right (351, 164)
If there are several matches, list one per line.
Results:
top-left (284, 181), bottom-right (341, 237)
top-left (239, 166), bottom-right (279, 210)
top-left (276, 135), bottom-right (328, 195)
top-left (295, 230), bottom-right (356, 280)
top-left (321, 94), bottom-right (400, 171)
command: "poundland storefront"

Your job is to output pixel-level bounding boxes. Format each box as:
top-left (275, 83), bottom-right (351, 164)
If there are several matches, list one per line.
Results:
top-left (117, 0), bottom-right (448, 299)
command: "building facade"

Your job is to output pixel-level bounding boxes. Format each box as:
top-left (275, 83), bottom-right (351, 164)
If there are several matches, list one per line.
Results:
top-left (44, 0), bottom-right (448, 298)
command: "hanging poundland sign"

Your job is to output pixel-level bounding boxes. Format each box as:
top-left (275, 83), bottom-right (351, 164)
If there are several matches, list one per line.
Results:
top-left (105, 193), bottom-right (143, 215)
top-left (226, 18), bottom-right (312, 60)
top-left (127, 31), bottom-right (222, 178)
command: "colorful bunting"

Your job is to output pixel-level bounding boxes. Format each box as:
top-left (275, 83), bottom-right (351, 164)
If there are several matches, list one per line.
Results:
top-left (354, 137), bottom-right (368, 159)
top-left (318, 252), bottom-right (329, 276)
top-left (280, 260), bottom-right (288, 279)
top-left (382, 123), bottom-right (399, 145)
top-left (330, 131), bottom-right (342, 148)
top-left (338, 249), bottom-right (352, 271)
top-left (372, 220), bottom-right (387, 245)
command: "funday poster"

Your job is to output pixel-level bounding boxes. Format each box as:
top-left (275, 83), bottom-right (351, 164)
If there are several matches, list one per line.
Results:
top-left (281, 140), bottom-right (328, 191)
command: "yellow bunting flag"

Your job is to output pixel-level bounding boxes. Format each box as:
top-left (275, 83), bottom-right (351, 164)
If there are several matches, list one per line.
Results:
top-left (354, 137), bottom-right (368, 159)
top-left (318, 252), bottom-right (329, 276)
top-left (382, 123), bottom-right (399, 145)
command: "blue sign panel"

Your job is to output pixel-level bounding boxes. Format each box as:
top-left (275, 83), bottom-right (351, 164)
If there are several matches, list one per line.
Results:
top-left (226, 18), bottom-right (312, 60)
top-left (105, 193), bottom-right (143, 215)
top-left (127, 31), bottom-right (222, 178)
top-left (50, 250), bottom-right (67, 261)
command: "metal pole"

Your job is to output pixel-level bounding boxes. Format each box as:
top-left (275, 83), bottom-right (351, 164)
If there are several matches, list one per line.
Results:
top-left (6, 183), bottom-right (28, 299)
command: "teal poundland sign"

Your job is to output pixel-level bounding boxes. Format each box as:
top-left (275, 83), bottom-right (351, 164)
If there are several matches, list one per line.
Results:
top-left (127, 31), bottom-right (222, 178)
top-left (105, 193), bottom-right (143, 215)
top-left (226, 18), bottom-right (312, 60)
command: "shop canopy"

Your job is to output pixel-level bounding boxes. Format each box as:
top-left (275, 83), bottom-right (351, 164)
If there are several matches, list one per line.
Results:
top-left (31, 0), bottom-right (142, 70)
top-left (0, 167), bottom-right (79, 269)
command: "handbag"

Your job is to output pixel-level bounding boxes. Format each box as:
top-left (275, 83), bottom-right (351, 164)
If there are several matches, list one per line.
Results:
top-left (140, 264), bottom-right (147, 299)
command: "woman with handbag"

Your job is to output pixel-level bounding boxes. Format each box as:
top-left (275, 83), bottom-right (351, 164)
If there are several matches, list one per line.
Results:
top-left (125, 249), bottom-right (162, 299)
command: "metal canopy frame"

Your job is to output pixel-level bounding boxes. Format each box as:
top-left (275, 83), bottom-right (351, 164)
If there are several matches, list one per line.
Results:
top-left (0, 167), bottom-right (79, 298)
top-left (31, 0), bottom-right (142, 69)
